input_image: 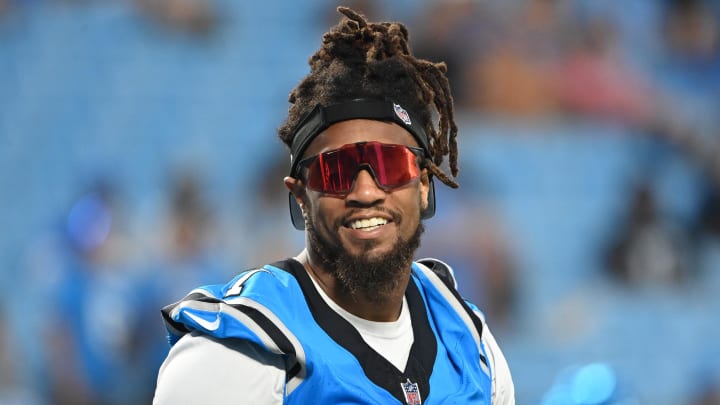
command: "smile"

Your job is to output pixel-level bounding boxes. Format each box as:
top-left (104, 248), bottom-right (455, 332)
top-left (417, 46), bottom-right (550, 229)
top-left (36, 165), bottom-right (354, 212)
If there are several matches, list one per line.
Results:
top-left (348, 217), bottom-right (389, 231)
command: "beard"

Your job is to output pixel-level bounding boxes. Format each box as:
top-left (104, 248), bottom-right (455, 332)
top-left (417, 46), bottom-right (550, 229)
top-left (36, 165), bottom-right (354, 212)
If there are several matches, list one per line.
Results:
top-left (305, 209), bottom-right (424, 304)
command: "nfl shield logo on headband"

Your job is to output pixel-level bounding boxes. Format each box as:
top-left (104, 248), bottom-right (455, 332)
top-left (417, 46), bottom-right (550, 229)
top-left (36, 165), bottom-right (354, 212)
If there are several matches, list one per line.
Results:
top-left (393, 103), bottom-right (412, 126)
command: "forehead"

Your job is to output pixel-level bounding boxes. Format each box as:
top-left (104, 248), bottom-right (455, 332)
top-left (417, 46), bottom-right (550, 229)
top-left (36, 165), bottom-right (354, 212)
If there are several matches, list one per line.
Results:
top-left (302, 119), bottom-right (419, 158)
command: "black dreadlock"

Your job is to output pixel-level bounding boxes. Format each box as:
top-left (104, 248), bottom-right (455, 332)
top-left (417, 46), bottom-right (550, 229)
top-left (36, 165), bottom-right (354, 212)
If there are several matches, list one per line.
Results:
top-left (278, 7), bottom-right (459, 188)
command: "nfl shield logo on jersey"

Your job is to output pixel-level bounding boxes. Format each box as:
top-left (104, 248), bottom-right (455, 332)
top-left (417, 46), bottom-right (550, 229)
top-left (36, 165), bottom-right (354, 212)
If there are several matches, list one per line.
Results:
top-left (401, 378), bottom-right (422, 405)
top-left (393, 103), bottom-right (412, 126)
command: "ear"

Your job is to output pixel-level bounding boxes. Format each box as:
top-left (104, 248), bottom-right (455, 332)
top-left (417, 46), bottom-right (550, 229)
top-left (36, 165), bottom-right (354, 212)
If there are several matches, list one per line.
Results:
top-left (284, 176), bottom-right (305, 205)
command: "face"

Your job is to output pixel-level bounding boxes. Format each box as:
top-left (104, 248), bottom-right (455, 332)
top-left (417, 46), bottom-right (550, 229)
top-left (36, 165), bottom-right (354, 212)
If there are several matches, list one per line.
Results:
top-left (285, 119), bottom-right (430, 299)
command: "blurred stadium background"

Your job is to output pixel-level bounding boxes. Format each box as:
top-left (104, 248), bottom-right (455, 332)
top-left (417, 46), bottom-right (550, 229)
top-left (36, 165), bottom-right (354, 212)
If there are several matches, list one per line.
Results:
top-left (1, 0), bottom-right (719, 404)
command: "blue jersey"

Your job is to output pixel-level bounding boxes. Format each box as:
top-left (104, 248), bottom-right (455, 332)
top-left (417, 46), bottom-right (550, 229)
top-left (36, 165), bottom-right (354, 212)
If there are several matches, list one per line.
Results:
top-left (162, 258), bottom-right (493, 404)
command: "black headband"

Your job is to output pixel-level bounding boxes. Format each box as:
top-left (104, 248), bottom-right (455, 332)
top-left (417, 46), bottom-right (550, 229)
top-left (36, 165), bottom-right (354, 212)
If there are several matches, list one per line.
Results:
top-left (288, 99), bottom-right (430, 176)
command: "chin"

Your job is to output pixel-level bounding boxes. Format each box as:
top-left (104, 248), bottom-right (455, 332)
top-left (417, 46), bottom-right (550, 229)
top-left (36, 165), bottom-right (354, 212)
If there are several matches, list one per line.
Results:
top-left (343, 238), bottom-right (394, 258)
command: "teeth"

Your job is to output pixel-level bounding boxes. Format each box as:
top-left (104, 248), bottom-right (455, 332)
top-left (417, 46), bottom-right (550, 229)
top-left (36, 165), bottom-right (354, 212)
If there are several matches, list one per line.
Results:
top-left (349, 217), bottom-right (388, 230)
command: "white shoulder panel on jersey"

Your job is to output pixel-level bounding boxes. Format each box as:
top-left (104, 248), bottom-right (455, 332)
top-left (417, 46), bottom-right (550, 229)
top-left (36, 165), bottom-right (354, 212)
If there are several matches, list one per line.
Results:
top-left (154, 332), bottom-right (285, 404)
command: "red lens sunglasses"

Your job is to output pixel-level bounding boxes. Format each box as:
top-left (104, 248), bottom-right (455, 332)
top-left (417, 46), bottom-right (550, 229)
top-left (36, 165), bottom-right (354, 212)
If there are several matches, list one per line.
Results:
top-left (294, 141), bottom-right (425, 195)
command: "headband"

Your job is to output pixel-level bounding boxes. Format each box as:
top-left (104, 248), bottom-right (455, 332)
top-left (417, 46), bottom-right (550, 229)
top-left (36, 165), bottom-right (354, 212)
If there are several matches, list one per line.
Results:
top-left (288, 99), bottom-right (430, 176)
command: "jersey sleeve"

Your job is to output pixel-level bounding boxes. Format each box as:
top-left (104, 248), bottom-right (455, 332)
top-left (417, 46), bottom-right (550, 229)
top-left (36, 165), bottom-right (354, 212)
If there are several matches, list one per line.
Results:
top-left (153, 332), bottom-right (286, 404)
top-left (482, 325), bottom-right (515, 405)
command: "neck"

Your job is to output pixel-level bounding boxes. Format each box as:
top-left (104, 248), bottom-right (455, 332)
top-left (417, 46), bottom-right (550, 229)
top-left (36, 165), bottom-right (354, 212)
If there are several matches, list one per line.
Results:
top-left (296, 249), bottom-right (410, 322)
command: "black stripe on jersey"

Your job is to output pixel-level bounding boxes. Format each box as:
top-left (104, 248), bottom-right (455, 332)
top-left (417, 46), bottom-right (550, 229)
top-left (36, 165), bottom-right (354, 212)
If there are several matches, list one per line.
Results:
top-left (417, 258), bottom-right (484, 339)
top-left (276, 258), bottom-right (436, 404)
top-left (416, 258), bottom-right (488, 369)
top-left (161, 292), bottom-right (221, 334)
top-left (163, 289), bottom-right (306, 384)
top-left (227, 303), bottom-right (303, 382)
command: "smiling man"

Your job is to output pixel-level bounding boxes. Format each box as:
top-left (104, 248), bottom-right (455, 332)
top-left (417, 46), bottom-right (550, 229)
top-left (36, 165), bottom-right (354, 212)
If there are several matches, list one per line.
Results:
top-left (154, 7), bottom-right (514, 405)
top-left (289, 119), bottom-right (430, 320)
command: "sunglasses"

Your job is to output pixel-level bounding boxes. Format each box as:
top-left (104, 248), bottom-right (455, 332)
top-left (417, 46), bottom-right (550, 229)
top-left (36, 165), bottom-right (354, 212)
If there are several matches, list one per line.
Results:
top-left (295, 141), bottom-right (425, 195)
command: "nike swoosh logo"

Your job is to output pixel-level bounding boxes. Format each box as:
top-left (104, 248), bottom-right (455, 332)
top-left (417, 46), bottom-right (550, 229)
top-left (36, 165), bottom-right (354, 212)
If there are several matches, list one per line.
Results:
top-left (185, 311), bottom-right (221, 331)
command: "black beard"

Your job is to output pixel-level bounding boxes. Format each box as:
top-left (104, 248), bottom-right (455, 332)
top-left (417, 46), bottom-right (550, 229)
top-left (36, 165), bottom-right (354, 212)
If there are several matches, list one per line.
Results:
top-left (306, 212), bottom-right (424, 303)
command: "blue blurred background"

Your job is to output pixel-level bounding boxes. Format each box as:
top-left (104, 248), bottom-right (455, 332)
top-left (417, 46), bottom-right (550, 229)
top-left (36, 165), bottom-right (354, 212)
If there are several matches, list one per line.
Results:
top-left (1, 0), bottom-right (719, 404)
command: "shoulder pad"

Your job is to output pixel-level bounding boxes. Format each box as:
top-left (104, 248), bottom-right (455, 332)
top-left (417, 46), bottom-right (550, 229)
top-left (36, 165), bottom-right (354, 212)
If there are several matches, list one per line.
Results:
top-left (416, 258), bottom-right (457, 289)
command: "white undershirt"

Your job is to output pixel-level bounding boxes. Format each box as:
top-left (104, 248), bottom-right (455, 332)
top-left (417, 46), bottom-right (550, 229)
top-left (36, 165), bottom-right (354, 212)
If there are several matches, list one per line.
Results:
top-left (308, 275), bottom-right (414, 371)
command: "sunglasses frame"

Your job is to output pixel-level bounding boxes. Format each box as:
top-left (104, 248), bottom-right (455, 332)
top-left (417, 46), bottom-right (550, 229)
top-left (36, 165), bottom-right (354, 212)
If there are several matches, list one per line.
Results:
top-left (289, 178), bottom-right (436, 230)
top-left (294, 142), bottom-right (425, 196)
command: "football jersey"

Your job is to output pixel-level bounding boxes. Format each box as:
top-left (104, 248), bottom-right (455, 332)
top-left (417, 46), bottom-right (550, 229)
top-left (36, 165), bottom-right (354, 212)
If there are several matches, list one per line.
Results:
top-left (161, 258), bottom-right (493, 404)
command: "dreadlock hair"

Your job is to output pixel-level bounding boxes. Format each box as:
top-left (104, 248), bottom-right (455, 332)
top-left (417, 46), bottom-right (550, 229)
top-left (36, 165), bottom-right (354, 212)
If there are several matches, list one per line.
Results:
top-left (278, 7), bottom-right (460, 188)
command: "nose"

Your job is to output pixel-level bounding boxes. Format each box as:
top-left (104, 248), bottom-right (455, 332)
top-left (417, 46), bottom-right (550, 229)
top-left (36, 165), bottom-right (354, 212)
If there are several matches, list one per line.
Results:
top-left (346, 169), bottom-right (386, 206)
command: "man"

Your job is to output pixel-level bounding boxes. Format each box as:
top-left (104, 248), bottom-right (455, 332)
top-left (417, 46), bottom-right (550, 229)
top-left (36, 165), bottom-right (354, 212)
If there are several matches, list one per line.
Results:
top-left (154, 7), bottom-right (514, 404)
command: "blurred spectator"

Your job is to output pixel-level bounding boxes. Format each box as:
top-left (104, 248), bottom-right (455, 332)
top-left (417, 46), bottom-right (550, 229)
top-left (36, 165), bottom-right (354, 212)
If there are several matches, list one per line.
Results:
top-left (144, 170), bottom-right (231, 291)
top-left (695, 189), bottom-right (720, 240)
top-left (662, 0), bottom-right (720, 66)
top-left (553, 16), bottom-right (655, 125)
top-left (654, 0), bottom-right (720, 126)
top-left (238, 150), bottom-right (303, 266)
top-left (133, 0), bottom-right (219, 36)
top-left (691, 381), bottom-right (720, 405)
top-left (541, 362), bottom-right (637, 405)
top-left (692, 388), bottom-right (720, 405)
top-left (605, 179), bottom-right (692, 285)
top-left (164, 172), bottom-right (214, 263)
top-left (0, 0), bottom-right (10, 17)
top-left (465, 41), bottom-right (558, 116)
top-left (132, 171), bottom-right (233, 401)
top-left (645, 66), bottom-right (720, 278)
top-left (19, 181), bottom-right (148, 405)
top-left (467, 208), bottom-right (519, 326)
top-left (655, 119), bottom-right (720, 285)
top-left (461, 0), bottom-right (573, 116)
top-left (0, 304), bottom-right (40, 404)
top-left (0, 307), bottom-right (11, 392)
top-left (411, 0), bottom-right (498, 107)
top-left (418, 196), bottom-right (518, 328)
top-left (689, 354), bottom-right (720, 405)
